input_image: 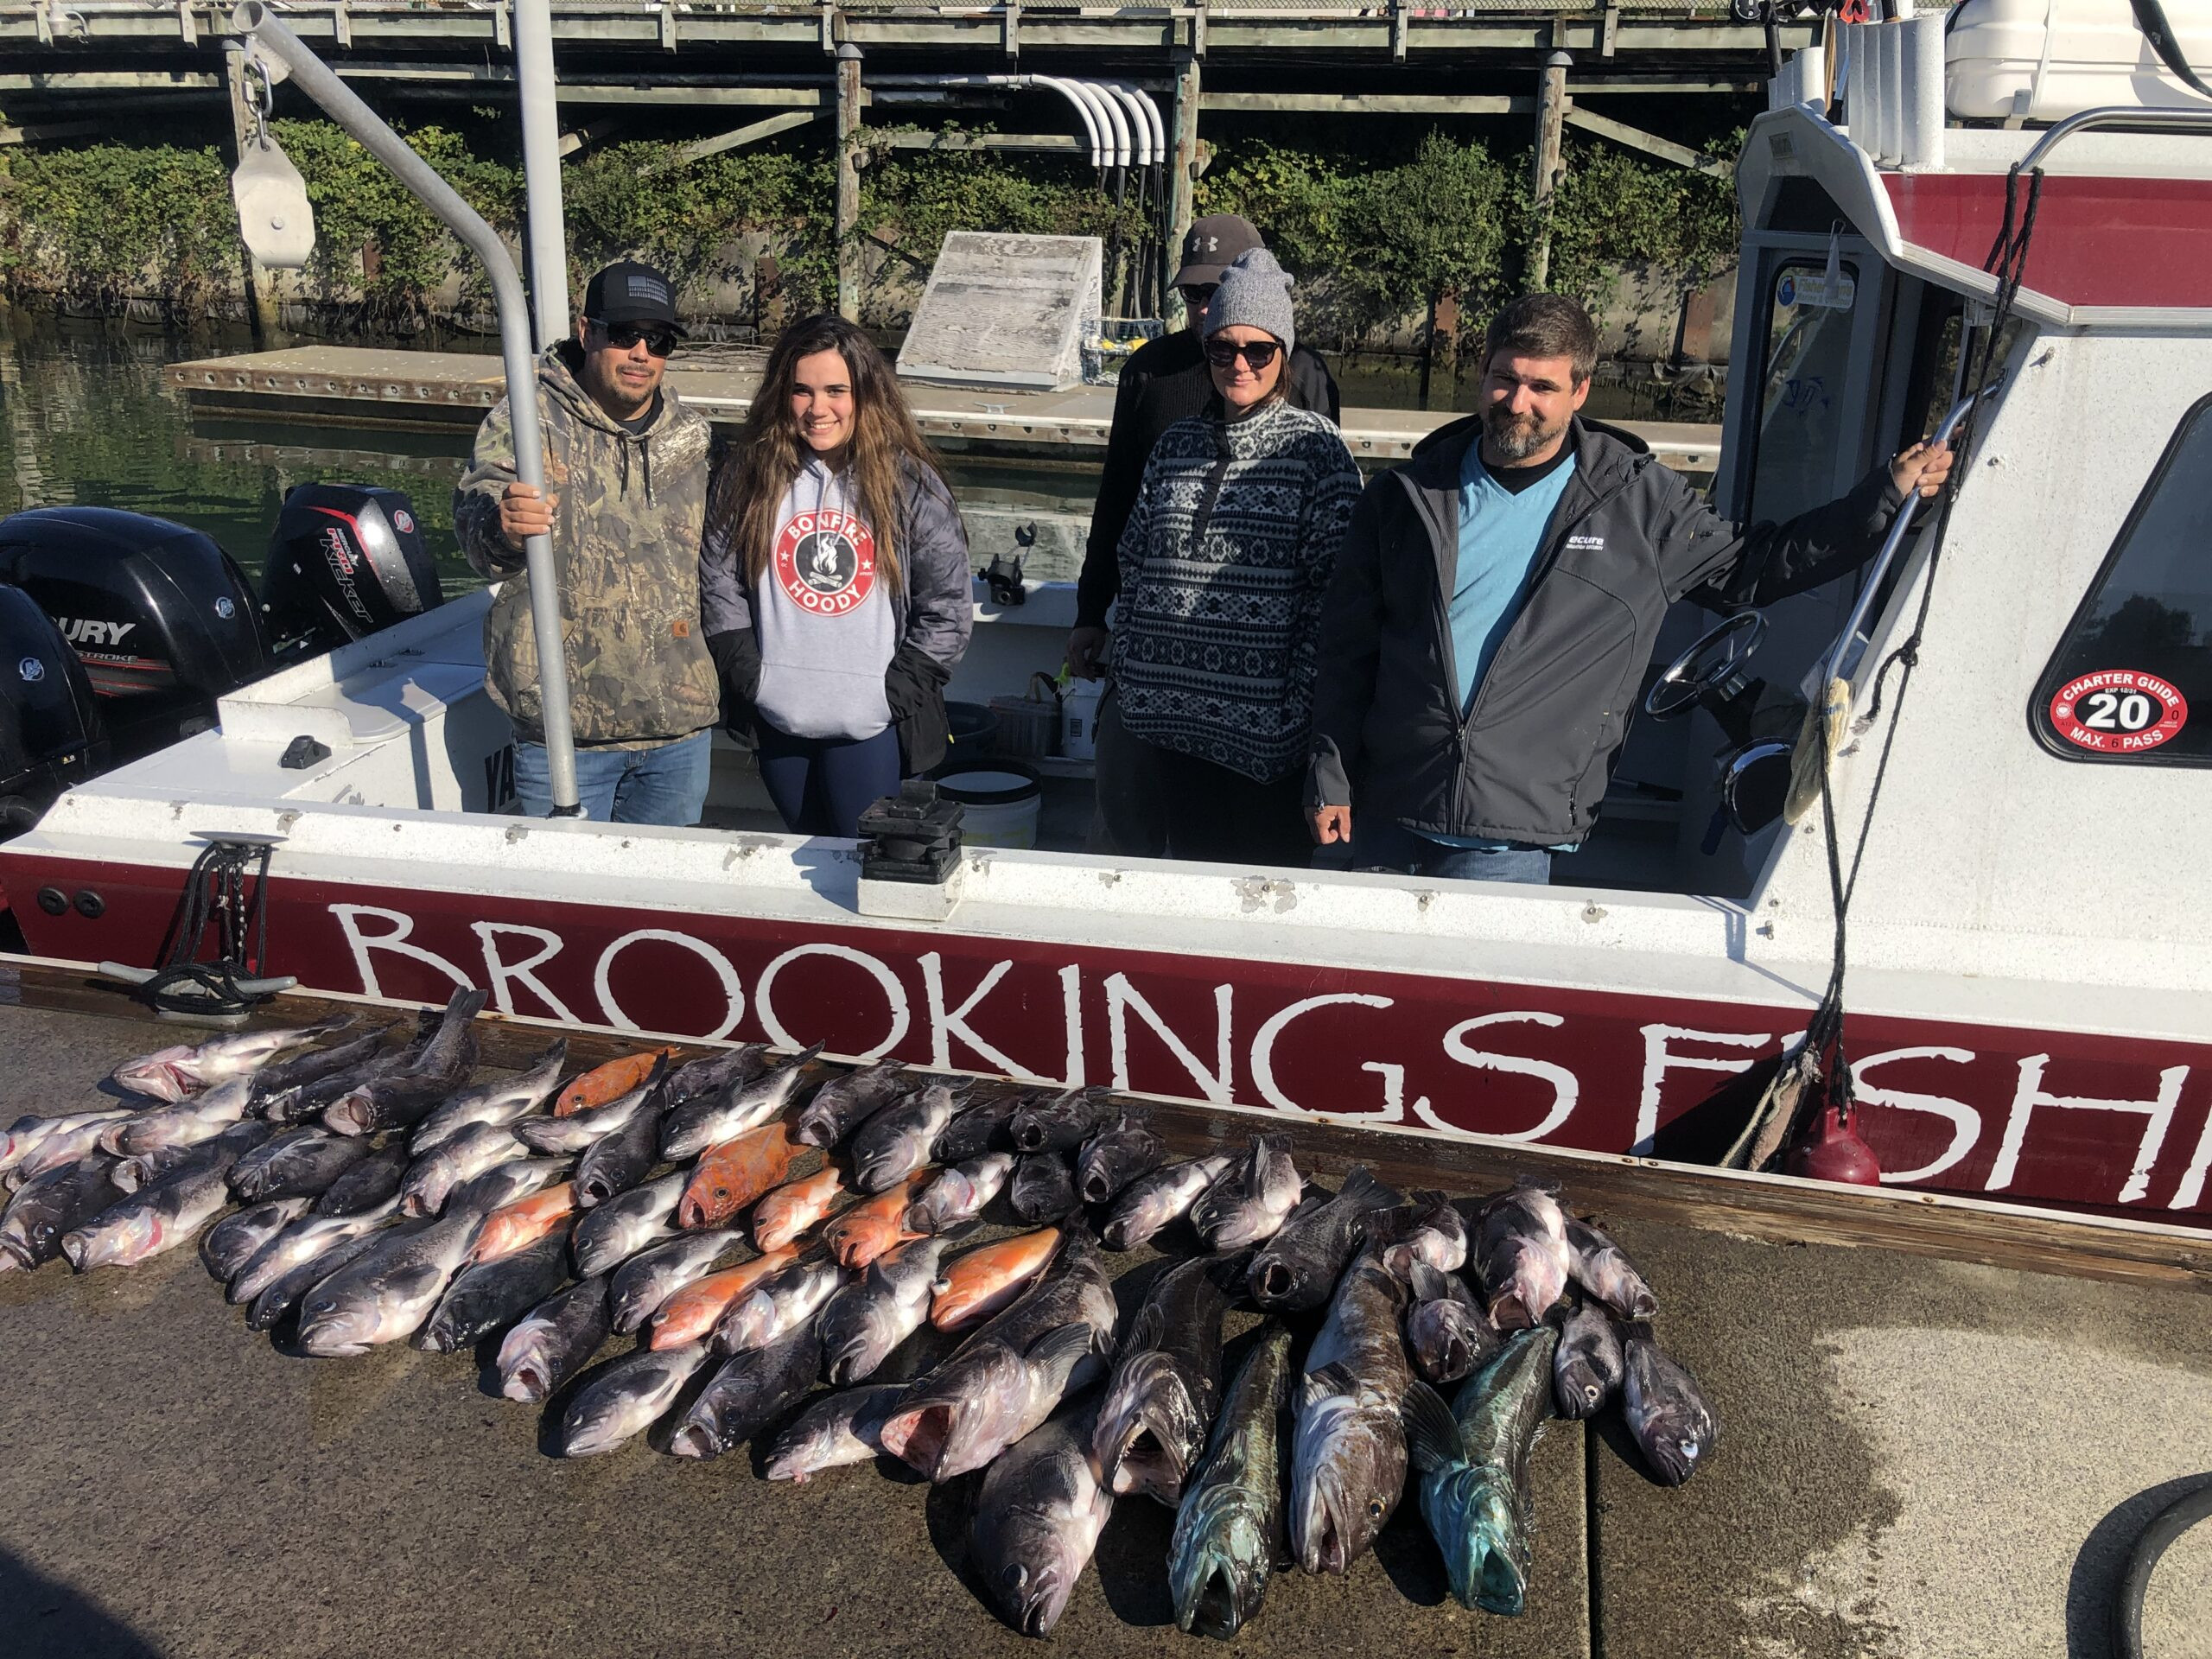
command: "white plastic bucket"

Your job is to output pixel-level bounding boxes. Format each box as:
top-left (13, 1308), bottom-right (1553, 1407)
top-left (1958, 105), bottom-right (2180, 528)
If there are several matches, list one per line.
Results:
top-left (935, 762), bottom-right (1043, 849)
top-left (1059, 677), bottom-right (1104, 762)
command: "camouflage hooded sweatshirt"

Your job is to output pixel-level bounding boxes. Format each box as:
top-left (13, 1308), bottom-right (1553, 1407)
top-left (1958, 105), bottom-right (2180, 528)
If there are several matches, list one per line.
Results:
top-left (452, 341), bottom-right (720, 747)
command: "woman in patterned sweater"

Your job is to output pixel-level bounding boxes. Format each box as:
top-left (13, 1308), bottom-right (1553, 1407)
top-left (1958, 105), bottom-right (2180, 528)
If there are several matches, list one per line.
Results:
top-left (1099, 247), bottom-right (1363, 868)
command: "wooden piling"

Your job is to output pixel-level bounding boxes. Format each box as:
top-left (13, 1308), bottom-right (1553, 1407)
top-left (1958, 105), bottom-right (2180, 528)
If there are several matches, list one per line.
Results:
top-left (835, 41), bottom-right (863, 322)
top-left (1166, 48), bottom-right (1200, 328)
top-left (1529, 48), bottom-right (1571, 290)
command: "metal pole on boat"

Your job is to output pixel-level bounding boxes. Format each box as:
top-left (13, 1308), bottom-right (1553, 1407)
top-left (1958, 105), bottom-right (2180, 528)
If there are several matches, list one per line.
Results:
top-left (228, 0), bottom-right (582, 816)
top-left (513, 0), bottom-right (571, 351)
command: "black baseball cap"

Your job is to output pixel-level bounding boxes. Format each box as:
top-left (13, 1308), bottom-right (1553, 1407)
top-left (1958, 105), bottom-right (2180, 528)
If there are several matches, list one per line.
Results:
top-left (582, 259), bottom-right (685, 336)
top-left (1172, 215), bottom-right (1265, 289)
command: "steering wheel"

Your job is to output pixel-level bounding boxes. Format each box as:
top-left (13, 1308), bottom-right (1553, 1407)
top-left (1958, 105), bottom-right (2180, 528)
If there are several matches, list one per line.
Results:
top-left (1644, 611), bottom-right (1769, 721)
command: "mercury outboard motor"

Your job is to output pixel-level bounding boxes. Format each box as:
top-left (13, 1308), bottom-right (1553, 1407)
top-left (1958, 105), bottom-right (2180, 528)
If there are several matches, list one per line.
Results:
top-left (261, 483), bottom-right (445, 663)
top-left (0, 506), bottom-right (266, 763)
top-left (0, 582), bottom-right (105, 839)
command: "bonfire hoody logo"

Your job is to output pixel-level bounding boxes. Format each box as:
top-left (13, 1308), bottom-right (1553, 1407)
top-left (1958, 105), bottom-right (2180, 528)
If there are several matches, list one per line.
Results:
top-left (773, 507), bottom-right (877, 616)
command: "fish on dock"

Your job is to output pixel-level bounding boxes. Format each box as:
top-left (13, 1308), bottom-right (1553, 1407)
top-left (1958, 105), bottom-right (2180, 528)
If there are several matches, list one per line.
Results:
top-left (401, 1122), bottom-right (528, 1217)
top-left (471, 1182), bottom-right (580, 1267)
top-left (1009, 1151), bottom-right (1081, 1223)
top-left (226, 1198), bottom-right (399, 1306)
top-left (850, 1077), bottom-right (966, 1195)
top-left (931, 1093), bottom-right (1021, 1165)
top-left (61, 1156), bottom-right (241, 1271)
top-left (1619, 1323), bottom-right (1716, 1485)
top-left (201, 1195), bottom-right (311, 1282)
top-left (1402, 1323), bottom-right (1559, 1615)
top-left (295, 1197), bottom-right (493, 1357)
top-left (416, 1228), bottom-right (573, 1353)
top-left (793, 1058), bottom-right (909, 1148)
top-left (1170, 1322), bottom-right (1294, 1640)
top-left (929, 1225), bottom-right (1060, 1332)
top-left (574, 1065), bottom-right (674, 1206)
top-left (668, 1322), bottom-right (824, 1460)
top-left (676, 1122), bottom-right (802, 1230)
top-left (753, 1164), bottom-right (847, 1251)
top-left (664, 1042), bottom-right (768, 1107)
top-left (228, 1127), bottom-right (369, 1204)
top-left (1100, 1153), bottom-right (1232, 1252)
top-left (1566, 1217), bottom-right (1658, 1321)
top-left (1290, 1250), bottom-right (1410, 1576)
top-left (1404, 1261), bottom-right (1501, 1387)
top-left (1249, 1165), bottom-right (1400, 1313)
top-left (514, 1079), bottom-right (660, 1155)
top-left (1008, 1086), bottom-right (1113, 1155)
top-left (111, 1014), bottom-right (348, 1103)
top-left (1073, 1108), bottom-right (1166, 1206)
top-left (904, 1153), bottom-right (1012, 1236)
top-left (1554, 1301), bottom-right (1625, 1418)
top-left (321, 990), bottom-right (488, 1135)
top-left (1, 1155), bottom-right (125, 1270)
top-left (312, 1141), bottom-right (413, 1217)
top-left (711, 1253), bottom-right (845, 1355)
top-left (970, 1402), bottom-right (1113, 1639)
top-left (660, 1043), bottom-right (821, 1160)
top-left (1473, 1178), bottom-right (1571, 1331)
top-left (764, 1382), bottom-right (905, 1483)
top-left (409, 1038), bottom-right (569, 1153)
top-left (647, 1247), bottom-right (798, 1351)
top-left (1093, 1251), bottom-right (1241, 1504)
top-left (819, 1233), bottom-right (954, 1385)
top-left (569, 1171), bottom-right (683, 1276)
top-left (550, 1045), bottom-right (682, 1116)
top-left (1376, 1191), bottom-right (1469, 1277)
top-left (609, 1230), bottom-right (746, 1335)
top-left (556, 1340), bottom-right (709, 1457)
top-left (497, 1276), bottom-right (613, 1403)
top-left (822, 1173), bottom-right (931, 1269)
top-left (1190, 1134), bottom-right (1302, 1251)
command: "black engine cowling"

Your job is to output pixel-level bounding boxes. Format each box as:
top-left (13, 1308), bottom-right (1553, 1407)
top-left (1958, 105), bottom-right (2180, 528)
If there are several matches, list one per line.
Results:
top-left (261, 483), bottom-right (445, 661)
top-left (0, 506), bottom-right (267, 761)
top-left (0, 583), bottom-right (105, 838)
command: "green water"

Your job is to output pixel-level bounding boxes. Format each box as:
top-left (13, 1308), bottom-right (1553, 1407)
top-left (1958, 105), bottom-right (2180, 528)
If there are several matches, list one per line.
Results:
top-left (0, 311), bottom-right (487, 593)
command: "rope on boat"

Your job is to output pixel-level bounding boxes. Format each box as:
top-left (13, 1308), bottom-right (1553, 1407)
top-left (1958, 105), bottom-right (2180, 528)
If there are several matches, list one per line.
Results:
top-left (136, 839), bottom-right (281, 1020)
top-left (1728, 165), bottom-right (2046, 1171)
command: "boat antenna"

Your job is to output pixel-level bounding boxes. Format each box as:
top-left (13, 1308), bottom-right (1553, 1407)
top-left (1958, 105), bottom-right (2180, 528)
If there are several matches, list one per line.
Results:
top-left (1725, 162), bottom-right (2046, 1176)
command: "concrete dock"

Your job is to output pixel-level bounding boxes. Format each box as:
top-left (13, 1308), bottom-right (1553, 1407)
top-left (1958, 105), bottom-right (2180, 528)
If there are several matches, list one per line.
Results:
top-left (168, 345), bottom-right (1726, 472)
top-left (0, 995), bottom-right (2205, 1658)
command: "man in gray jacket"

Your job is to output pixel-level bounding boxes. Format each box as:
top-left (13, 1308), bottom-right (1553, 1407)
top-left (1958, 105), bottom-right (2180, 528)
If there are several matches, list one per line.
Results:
top-left (453, 260), bottom-right (720, 824)
top-left (1306, 293), bottom-right (1953, 884)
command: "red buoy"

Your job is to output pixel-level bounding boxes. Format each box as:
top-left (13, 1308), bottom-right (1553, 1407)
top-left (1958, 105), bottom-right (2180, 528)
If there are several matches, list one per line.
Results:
top-left (1787, 1102), bottom-right (1883, 1185)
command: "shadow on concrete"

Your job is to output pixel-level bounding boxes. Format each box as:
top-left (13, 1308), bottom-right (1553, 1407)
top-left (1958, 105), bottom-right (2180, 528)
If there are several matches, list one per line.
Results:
top-left (2067, 1471), bottom-right (2212, 1659)
top-left (0, 1550), bottom-right (162, 1659)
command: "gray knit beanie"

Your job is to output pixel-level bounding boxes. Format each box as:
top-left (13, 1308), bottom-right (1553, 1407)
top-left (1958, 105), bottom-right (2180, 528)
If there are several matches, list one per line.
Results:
top-left (1204, 247), bottom-right (1296, 358)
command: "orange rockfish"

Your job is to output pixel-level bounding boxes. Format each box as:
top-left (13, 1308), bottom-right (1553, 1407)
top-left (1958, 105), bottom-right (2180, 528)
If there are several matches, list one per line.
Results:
top-left (649, 1246), bottom-right (798, 1350)
top-left (469, 1182), bottom-right (577, 1264)
top-left (823, 1173), bottom-right (931, 1268)
top-left (930, 1225), bottom-right (1061, 1331)
top-left (677, 1122), bottom-right (803, 1230)
top-left (553, 1046), bottom-right (683, 1117)
top-left (753, 1165), bottom-right (846, 1252)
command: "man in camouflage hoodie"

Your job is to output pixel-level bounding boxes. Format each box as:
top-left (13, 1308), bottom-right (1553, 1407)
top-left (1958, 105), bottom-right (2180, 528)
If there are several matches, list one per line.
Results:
top-left (453, 260), bottom-right (721, 823)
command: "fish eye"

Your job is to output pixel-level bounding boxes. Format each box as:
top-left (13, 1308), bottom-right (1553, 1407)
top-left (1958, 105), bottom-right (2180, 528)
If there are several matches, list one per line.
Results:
top-left (1367, 1498), bottom-right (1387, 1519)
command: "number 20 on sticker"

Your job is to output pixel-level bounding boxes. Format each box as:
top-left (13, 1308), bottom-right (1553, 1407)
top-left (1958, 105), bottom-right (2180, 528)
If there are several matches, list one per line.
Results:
top-left (2049, 669), bottom-right (2190, 753)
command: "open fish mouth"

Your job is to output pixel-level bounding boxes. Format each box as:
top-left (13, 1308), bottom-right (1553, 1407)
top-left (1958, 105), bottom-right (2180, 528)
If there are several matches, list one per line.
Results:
top-left (878, 1402), bottom-right (952, 1478)
top-left (1253, 1258), bottom-right (1298, 1303)
top-left (664, 1422), bottom-right (719, 1460)
top-left (1465, 1535), bottom-right (1529, 1615)
top-left (501, 1355), bottom-right (554, 1403)
top-left (1178, 1555), bottom-right (1256, 1638)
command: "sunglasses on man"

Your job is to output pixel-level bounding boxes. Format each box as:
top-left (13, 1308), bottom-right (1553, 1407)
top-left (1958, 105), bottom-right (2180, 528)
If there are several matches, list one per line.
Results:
top-left (1179, 283), bottom-right (1220, 311)
top-left (593, 320), bottom-right (678, 358)
top-left (1204, 338), bottom-right (1281, 370)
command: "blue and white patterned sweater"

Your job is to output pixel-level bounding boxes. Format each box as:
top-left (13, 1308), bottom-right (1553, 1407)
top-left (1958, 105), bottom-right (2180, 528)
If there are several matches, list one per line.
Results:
top-left (1110, 400), bottom-right (1363, 783)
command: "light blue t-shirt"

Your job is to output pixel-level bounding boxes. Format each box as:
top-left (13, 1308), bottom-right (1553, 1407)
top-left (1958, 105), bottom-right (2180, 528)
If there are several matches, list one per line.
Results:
top-left (1418, 440), bottom-right (1578, 854)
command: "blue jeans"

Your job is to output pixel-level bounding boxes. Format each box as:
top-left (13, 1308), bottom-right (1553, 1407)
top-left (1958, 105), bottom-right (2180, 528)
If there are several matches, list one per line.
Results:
top-left (513, 731), bottom-right (713, 825)
top-left (1353, 817), bottom-right (1554, 886)
top-left (754, 721), bottom-right (903, 838)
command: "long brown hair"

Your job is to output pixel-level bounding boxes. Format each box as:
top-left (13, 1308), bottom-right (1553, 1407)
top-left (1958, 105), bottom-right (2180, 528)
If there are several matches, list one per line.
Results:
top-left (709, 315), bottom-right (943, 594)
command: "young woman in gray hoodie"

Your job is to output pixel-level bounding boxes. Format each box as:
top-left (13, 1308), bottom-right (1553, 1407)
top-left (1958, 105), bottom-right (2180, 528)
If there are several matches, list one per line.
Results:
top-left (700, 316), bottom-right (974, 836)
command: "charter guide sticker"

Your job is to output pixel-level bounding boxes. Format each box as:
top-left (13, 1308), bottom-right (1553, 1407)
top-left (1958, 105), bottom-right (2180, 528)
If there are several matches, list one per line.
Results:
top-left (2048, 669), bottom-right (2190, 753)
top-left (1777, 268), bottom-right (1855, 309)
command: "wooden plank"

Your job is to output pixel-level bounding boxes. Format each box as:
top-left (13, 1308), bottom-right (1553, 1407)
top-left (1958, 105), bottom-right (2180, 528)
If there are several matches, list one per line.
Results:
top-left (874, 130), bottom-right (1085, 151)
top-left (668, 108), bottom-right (817, 163)
top-left (1202, 91), bottom-right (1532, 112)
top-left (8, 956), bottom-right (2202, 1294)
top-left (1563, 102), bottom-right (1732, 175)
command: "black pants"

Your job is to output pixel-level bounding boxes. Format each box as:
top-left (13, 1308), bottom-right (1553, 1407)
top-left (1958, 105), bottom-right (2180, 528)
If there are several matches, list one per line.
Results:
top-left (1089, 690), bottom-right (1313, 868)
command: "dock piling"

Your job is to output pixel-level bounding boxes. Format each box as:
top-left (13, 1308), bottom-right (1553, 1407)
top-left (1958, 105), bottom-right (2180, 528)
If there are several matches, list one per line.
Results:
top-left (836, 41), bottom-right (864, 321)
top-left (1529, 49), bottom-right (1572, 290)
top-left (1166, 49), bottom-right (1199, 328)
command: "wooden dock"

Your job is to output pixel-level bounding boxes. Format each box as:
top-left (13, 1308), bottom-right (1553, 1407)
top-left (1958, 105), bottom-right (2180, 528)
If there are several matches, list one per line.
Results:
top-left (168, 345), bottom-right (1724, 470)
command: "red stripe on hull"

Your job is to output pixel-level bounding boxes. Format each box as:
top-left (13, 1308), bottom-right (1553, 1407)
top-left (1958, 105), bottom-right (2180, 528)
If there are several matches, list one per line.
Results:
top-left (1883, 172), bottom-right (2212, 310)
top-left (12, 850), bottom-right (2210, 1220)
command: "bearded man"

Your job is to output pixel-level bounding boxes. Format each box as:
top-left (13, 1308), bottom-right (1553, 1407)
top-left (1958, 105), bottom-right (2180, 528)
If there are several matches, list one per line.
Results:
top-left (1304, 292), bottom-right (1953, 884)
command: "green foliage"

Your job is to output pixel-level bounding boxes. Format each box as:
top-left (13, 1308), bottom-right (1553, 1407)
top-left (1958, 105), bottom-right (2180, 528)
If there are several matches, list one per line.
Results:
top-left (565, 141), bottom-right (834, 313)
top-left (1201, 126), bottom-right (1740, 346)
top-left (0, 118), bottom-right (1740, 346)
top-left (0, 141), bottom-right (237, 312)
top-left (269, 118), bottom-right (521, 324)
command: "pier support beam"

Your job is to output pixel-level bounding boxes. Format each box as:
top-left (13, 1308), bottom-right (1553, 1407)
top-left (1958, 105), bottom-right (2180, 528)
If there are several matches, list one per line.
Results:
top-left (1528, 49), bottom-right (1570, 290)
top-left (515, 0), bottom-right (569, 350)
top-left (1166, 48), bottom-right (1199, 328)
top-left (836, 41), bottom-right (863, 321)
top-left (221, 43), bottom-right (282, 342)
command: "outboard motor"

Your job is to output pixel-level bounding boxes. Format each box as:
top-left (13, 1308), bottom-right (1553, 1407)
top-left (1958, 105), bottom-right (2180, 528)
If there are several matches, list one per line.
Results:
top-left (261, 483), bottom-right (445, 662)
top-left (0, 583), bottom-right (105, 839)
top-left (0, 506), bottom-right (267, 763)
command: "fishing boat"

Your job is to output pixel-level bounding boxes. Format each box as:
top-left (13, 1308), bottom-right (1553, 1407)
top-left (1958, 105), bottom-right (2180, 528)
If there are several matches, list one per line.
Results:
top-left (3, 8), bottom-right (2209, 1225)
